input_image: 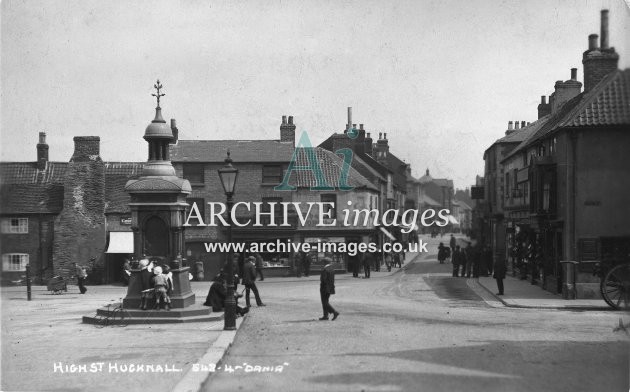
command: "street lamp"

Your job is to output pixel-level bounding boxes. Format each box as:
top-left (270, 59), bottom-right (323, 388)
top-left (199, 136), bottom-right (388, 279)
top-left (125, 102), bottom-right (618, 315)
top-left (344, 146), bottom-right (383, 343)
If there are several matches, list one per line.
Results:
top-left (218, 150), bottom-right (239, 330)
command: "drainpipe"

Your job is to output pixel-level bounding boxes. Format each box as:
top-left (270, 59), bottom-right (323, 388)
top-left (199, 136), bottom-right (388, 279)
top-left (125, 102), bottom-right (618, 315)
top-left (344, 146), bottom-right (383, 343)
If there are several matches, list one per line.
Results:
top-left (561, 131), bottom-right (578, 299)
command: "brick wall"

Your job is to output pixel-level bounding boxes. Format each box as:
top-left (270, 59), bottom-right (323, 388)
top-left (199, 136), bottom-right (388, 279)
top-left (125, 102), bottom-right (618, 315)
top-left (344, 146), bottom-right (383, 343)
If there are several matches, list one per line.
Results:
top-left (53, 159), bottom-right (106, 282)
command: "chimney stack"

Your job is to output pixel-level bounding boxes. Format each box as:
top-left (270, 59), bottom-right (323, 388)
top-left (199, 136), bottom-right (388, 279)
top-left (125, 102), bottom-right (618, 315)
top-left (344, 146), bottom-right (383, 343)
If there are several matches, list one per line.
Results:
top-left (70, 136), bottom-right (101, 162)
top-left (538, 96), bottom-right (551, 119)
top-left (508, 121), bottom-right (513, 130)
top-left (601, 9), bottom-right (609, 49)
top-left (280, 115), bottom-right (296, 146)
top-left (37, 132), bottom-right (49, 170)
top-left (521, 121), bottom-right (526, 128)
top-left (551, 68), bottom-right (582, 113)
top-left (347, 107), bottom-right (352, 130)
top-left (583, 9), bottom-right (619, 92)
top-left (515, 121), bottom-right (520, 130)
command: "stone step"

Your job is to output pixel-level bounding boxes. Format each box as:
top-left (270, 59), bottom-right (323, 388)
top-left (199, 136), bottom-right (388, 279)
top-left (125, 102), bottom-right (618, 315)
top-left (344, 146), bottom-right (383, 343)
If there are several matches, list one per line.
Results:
top-left (82, 313), bottom-right (223, 325)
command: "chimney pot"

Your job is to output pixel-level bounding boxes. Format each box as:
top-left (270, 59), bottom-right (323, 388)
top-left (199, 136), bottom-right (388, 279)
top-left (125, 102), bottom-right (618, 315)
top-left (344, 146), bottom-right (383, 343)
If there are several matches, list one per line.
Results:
top-left (379, 132), bottom-right (382, 139)
top-left (384, 133), bottom-right (387, 139)
top-left (288, 116), bottom-right (293, 125)
top-left (541, 96), bottom-right (546, 104)
top-left (508, 121), bottom-right (513, 130)
top-left (282, 115), bottom-right (287, 124)
top-left (352, 124), bottom-right (357, 130)
top-left (366, 132), bottom-right (371, 138)
top-left (588, 34), bottom-right (598, 50)
top-left (515, 121), bottom-right (520, 130)
top-left (521, 121), bottom-right (526, 128)
top-left (347, 107), bottom-right (352, 126)
top-left (601, 9), bottom-right (609, 49)
top-left (360, 124), bottom-right (364, 130)
top-left (39, 132), bottom-right (46, 144)
top-left (570, 68), bottom-right (577, 80)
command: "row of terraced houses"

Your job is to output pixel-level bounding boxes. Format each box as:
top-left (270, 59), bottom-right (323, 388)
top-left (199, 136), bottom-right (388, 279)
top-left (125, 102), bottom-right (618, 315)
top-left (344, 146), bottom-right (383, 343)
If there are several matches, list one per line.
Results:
top-left (474, 9), bottom-right (630, 299)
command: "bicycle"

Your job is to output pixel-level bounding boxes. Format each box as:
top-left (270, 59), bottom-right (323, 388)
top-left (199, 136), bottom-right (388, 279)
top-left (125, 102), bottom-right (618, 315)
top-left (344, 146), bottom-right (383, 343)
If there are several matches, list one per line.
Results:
top-left (94, 299), bottom-right (131, 328)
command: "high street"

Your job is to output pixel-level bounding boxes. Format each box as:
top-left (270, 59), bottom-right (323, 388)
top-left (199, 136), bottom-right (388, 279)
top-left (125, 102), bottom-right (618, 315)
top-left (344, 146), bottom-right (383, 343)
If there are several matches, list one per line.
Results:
top-left (203, 235), bottom-right (628, 392)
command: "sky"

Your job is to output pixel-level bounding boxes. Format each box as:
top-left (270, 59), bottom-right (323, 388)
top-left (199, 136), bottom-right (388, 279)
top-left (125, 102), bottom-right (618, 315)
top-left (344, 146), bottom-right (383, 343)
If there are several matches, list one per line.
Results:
top-left (2, 0), bottom-right (629, 189)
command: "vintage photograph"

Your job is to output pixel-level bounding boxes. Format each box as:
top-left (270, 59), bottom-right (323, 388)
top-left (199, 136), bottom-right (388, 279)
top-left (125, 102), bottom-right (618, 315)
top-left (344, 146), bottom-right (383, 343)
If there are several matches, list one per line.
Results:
top-left (1, 1), bottom-right (629, 391)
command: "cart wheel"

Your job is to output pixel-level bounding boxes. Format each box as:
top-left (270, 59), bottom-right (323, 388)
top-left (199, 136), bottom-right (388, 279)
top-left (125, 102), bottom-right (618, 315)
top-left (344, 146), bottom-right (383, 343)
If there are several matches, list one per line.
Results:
top-left (601, 264), bottom-right (630, 310)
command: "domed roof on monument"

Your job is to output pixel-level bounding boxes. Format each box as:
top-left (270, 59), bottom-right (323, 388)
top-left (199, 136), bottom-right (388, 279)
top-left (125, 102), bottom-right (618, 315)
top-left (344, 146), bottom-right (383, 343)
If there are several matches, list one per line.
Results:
top-left (144, 107), bottom-right (174, 140)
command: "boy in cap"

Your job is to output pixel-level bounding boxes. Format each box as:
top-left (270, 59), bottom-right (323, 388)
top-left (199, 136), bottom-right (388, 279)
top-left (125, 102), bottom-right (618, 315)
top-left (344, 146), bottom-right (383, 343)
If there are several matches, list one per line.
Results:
top-left (242, 256), bottom-right (265, 307)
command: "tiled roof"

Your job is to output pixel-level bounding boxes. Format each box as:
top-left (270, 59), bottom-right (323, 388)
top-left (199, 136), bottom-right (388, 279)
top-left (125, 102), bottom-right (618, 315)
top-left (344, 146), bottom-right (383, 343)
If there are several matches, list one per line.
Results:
top-left (0, 184), bottom-right (64, 214)
top-left (286, 148), bottom-right (378, 191)
top-left (557, 69), bottom-right (630, 128)
top-left (170, 140), bottom-right (294, 163)
top-left (104, 162), bottom-right (145, 213)
top-left (0, 162), bottom-right (67, 185)
top-left (351, 154), bottom-right (386, 183)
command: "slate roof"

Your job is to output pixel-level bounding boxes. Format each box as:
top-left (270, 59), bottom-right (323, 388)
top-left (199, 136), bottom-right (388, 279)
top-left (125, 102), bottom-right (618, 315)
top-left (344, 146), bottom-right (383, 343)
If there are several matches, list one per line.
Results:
top-left (495, 115), bottom-right (550, 144)
top-left (104, 162), bottom-right (144, 214)
top-left (501, 116), bottom-right (551, 162)
top-left (418, 193), bottom-right (441, 207)
top-left (287, 148), bottom-right (378, 191)
top-left (170, 140), bottom-right (294, 163)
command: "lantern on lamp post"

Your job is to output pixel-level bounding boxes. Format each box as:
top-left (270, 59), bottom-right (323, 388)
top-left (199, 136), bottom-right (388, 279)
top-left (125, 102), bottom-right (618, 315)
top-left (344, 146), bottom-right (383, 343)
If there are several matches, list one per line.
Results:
top-left (217, 150), bottom-right (239, 330)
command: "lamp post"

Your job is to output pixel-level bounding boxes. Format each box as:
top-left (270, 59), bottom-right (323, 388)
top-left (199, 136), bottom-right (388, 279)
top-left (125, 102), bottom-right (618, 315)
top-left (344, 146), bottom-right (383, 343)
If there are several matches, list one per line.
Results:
top-left (218, 151), bottom-right (239, 330)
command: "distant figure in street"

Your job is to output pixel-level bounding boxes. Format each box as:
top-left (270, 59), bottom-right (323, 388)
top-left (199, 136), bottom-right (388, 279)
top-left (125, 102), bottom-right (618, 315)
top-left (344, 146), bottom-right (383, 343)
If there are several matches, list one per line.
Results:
top-left (452, 245), bottom-right (465, 277)
top-left (449, 234), bottom-right (457, 254)
top-left (437, 243), bottom-right (447, 264)
top-left (394, 250), bottom-right (402, 268)
top-left (303, 253), bottom-right (311, 277)
top-left (493, 258), bottom-right (507, 295)
top-left (319, 257), bottom-right (339, 321)
top-left (254, 252), bottom-right (264, 281)
top-left (203, 272), bottom-right (249, 316)
top-left (464, 242), bottom-right (474, 278)
top-left (294, 251), bottom-right (304, 277)
top-left (350, 253), bottom-right (360, 278)
top-left (362, 251), bottom-right (373, 278)
top-left (242, 256), bottom-right (265, 307)
top-left (232, 254), bottom-right (241, 291)
top-left (73, 262), bottom-right (88, 294)
top-left (480, 246), bottom-right (492, 277)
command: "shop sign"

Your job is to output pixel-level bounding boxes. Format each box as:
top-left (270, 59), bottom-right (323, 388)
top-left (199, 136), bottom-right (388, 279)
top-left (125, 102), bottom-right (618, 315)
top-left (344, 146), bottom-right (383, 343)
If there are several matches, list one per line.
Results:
top-left (120, 216), bottom-right (132, 225)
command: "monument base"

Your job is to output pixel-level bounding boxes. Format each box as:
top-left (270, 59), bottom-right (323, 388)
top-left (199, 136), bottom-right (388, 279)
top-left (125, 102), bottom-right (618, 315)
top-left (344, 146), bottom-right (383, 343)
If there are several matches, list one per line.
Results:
top-left (82, 302), bottom-right (222, 325)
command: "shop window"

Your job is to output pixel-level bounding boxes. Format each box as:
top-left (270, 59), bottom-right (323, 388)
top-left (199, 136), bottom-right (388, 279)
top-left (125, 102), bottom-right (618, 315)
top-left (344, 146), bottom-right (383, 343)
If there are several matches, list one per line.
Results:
top-left (1, 218), bottom-right (28, 234)
top-left (2, 253), bottom-right (29, 271)
top-left (183, 163), bottom-right (205, 184)
top-left (262, 165), bottom-right (283, 184)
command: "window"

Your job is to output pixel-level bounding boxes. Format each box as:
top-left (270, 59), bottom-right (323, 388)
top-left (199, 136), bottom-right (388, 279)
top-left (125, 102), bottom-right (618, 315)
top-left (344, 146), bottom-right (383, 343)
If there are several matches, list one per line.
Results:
top-left (183, 163), bottom-right (205, 184)
top-left (186, 198), bottom-right (205, 224)
top-left (262, 165), bottom-right (283, 184)
top-left (2, 253), bottom-right (29, 271)
top-left (321, 194), bottom-right (337, 218)
top-left (1, 218), bottom-right (28, 234)
top-left (505, 173), bottom-right (511, 200)
top-left (542, 183), bottom-right (550, 211)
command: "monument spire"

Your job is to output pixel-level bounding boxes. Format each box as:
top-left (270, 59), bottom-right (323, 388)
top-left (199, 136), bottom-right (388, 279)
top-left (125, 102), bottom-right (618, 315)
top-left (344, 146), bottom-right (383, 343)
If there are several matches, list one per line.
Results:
top-left (151, 79), bottom-right (165, 108)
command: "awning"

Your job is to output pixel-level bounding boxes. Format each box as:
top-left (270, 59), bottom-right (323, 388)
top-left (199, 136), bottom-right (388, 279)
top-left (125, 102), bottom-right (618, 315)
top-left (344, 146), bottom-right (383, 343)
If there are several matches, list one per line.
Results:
top-left (379, 227), bottom-right (396, 241)
top-left (447, 215), bottom-right (460, 225)
top-left (105, 232), bottom-right (134, 254)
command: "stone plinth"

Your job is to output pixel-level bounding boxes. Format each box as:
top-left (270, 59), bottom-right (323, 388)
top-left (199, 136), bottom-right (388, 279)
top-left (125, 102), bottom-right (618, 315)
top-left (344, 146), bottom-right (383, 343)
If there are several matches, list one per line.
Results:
top-left (122, 266), bottom-right (195, 309)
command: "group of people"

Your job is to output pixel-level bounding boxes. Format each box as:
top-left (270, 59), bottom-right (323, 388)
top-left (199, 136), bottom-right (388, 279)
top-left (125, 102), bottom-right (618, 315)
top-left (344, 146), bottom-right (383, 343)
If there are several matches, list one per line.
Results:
top-left (137, 259), bottom-right (174, 310)
top-left (350, 248), bottom-right (405, 279)
top-left (438, 234), bottom-right (506, 296)
top-left (204, 254), bottom-right (266, 317)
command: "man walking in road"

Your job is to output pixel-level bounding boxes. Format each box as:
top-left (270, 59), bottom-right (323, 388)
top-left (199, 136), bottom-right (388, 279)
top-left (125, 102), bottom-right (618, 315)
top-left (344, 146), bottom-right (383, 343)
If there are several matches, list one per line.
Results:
top-left (362, 251), bottom-right (373, 278)
top-left (493, 257), bottom-right (507, 295)
top-left (242, 256), bottom-right (266, 307)
top-left (452, 245), bottom-right (466, 277)
top-left (319, 257), bottom-right (339, 321)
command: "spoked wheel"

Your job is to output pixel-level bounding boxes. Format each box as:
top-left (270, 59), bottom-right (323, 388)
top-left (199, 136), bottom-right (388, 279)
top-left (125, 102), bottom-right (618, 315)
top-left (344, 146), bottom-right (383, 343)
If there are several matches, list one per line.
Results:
top-left (601, 264), bottom-right (630, 310)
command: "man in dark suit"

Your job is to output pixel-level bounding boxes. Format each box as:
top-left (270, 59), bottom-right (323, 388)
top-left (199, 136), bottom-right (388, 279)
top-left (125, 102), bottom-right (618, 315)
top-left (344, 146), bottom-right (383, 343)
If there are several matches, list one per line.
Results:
top-left (242, 256), bottom-right (265, 307)
top-left (319, 257), bottom-right (339, 320)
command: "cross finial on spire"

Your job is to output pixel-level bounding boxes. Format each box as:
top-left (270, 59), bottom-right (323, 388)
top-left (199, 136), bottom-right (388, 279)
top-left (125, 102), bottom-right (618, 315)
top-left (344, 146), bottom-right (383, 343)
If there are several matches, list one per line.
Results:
top-left (152, 80), bottom-right (165, 108)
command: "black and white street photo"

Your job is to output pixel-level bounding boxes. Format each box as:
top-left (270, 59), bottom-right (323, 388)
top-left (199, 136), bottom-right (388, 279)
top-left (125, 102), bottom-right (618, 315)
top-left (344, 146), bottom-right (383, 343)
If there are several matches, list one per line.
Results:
top-left (1, 1), bottom-right (629, 391)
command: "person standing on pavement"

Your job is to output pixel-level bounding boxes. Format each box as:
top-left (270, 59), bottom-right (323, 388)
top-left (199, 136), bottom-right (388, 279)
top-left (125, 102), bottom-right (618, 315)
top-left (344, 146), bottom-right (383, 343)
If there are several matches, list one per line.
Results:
top-left (303, 253), bottom-right (311, 277)
top-left (319, 257), bottom-right (339, 321)
top-left (362, 251), bottom-right (373, 278)
top-left (452, 245), bottom-right (464, 277)
top-left (437, 243), bottom-right (447, 264)
top-left (449, 234), bottom-right (457, 254)
top-left (242, 256), bottom-right (266, 307)
top-left (493, 257), bottom-right (507, 295)
top-left (464, 242), bottom-right (474, 278)
top-left (254, 252), bottom-right (264, 281)
top-left (138, 259), bottom-right (154, 310)
top-left (73, 262), bottom-right (88, 294)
